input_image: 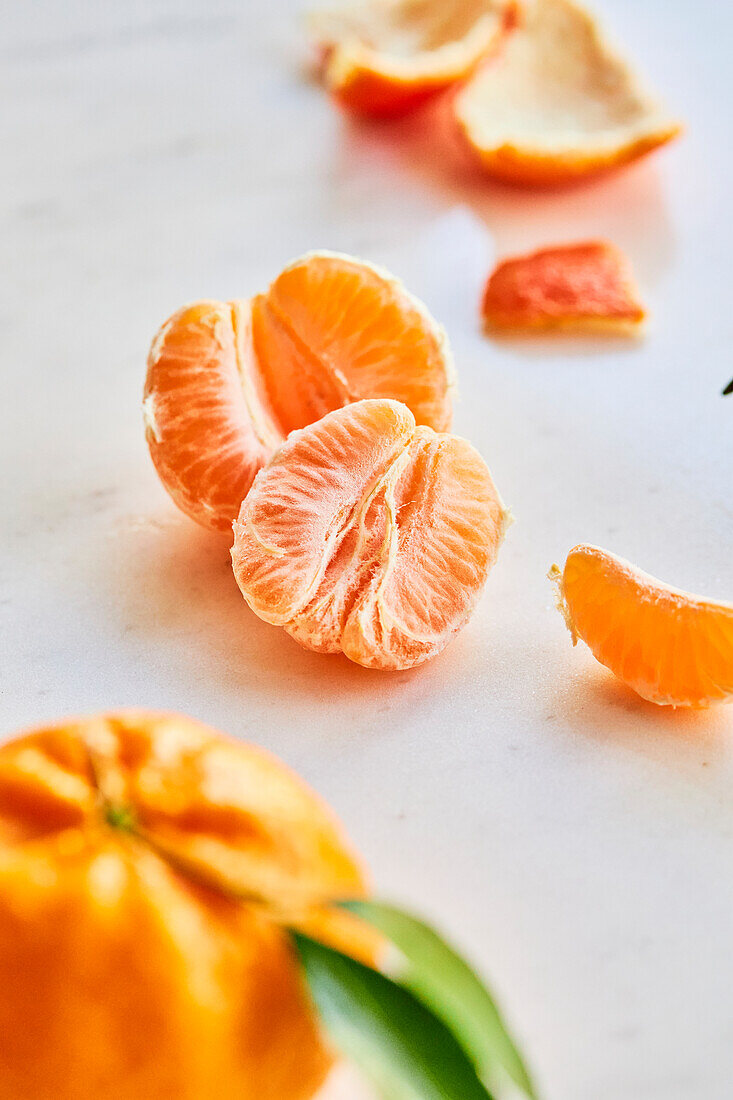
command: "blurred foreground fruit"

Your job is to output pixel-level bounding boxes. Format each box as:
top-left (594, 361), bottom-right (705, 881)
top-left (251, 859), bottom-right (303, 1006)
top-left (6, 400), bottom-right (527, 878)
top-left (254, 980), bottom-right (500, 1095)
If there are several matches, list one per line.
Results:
top-left (482, 241), bottom-right (645, 334)
top-left (0, 711), bottom-right (372, 1100)
top-left (310, 0), bottom-right (517, 116)
top-left (144, 252), bottom-right (453, 531)
top-left (551, 545), bottom-right (733, 706)
top-left (455, 0), bottom-right (681, 185)
top-left (232, 399), bottom-right (509, 670)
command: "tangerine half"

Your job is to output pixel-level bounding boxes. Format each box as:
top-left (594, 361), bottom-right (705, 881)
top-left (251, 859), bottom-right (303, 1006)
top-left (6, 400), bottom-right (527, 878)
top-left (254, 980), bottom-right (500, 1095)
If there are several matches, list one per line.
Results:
top-left (551, 545), bottom-right (733, 707)
top-left (144, 252), bottom-right (454, 531)
top-left (231, 398), bottom-right (509, 670)
top-left (310, 0), bottom-right (517, 117)
top-left (455, 0), bottom-right (681, 186)
top-left (482, 241), bottom-right (646, 334)
top-left (0, 711), bottom-right (372, 1100)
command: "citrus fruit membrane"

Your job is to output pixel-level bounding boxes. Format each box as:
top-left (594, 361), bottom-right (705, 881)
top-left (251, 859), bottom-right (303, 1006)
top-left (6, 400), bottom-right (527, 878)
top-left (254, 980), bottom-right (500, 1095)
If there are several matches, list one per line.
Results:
top-left (551, 545), bottom-right (733, 707)
top-left (482, 241), bottom-right (646, 334)
top-left (144, 252), bottom-right (454, 531)
top-left (455, 0), bottom-right (681, 185)
top-left (231, 398), bottom-right (509, 671)
top-left (310, 0), bottom-right (517, 116)
top-left (0, 711), bottom-right (373, 1100)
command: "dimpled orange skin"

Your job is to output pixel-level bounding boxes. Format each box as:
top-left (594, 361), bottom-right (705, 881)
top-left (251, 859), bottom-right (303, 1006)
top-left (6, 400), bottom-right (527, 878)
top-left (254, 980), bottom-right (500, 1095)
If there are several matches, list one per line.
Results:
top-left (482, 242), bottom-right (646, 333)
top-left (0, 712), bottom-right (372, 1100)
top-left (327, 68), bottom-right (454, 117)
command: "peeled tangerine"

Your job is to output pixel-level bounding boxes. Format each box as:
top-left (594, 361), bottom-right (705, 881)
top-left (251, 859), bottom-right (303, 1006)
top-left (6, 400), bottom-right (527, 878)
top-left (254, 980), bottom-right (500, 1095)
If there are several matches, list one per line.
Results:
top-left (482, 241), bottom-right (646, 334)
top-left (552, 545), bottom-right (733, 707)
top-left (310, 0), bottom-right (516, 116)
top-left (0, 711), bottom-right (374, 1100)
top-left (455, 0), bottom-right (681, 185)
top-left (144, 252), bottom-right (453, 531)
top-left (232, 399), bottom-right (508, 670)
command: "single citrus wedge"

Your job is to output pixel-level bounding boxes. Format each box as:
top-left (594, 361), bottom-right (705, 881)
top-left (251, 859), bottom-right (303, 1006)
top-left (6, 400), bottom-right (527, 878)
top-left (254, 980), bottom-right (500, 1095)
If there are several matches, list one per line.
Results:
top-left (309, 0), bottom-right (517, 116)
top-left (551, 545), bottom-right (733, 707)
top-left (0, 711), bottom-right (373, 1099)
top-left (455, 0), bottom-right (681, 186)
top-left (144, 252), bottom-right (453, 531)
top-left (482, 240), bottom-right (646, 334)
top-left (232, 398), bottom-right (509, 670)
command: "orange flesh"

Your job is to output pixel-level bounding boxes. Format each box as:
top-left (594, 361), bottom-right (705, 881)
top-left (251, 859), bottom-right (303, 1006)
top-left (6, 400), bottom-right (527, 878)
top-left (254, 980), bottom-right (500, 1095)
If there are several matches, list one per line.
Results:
top-left (556, 545), bottom-right (733, 707)
top-left (482, 241), bottom-right (646, 333)
top-left (0, 712), bottom-right (371, 1100)
top-left (144, 253), bottom-right (453, 532)
top-left (232, 399), bottom-right (508, 670)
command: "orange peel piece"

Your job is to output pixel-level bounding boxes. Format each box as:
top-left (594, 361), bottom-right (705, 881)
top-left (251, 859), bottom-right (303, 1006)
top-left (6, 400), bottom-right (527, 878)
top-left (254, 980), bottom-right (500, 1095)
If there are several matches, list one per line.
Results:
top-left (455, 0), bottom-right (681, 185)
top-left (310, 0), bottom-right (517, 116)
top-left (551, 545), bottom-right (733, 707)
top-left (482, 240), bottom-right (646, 334)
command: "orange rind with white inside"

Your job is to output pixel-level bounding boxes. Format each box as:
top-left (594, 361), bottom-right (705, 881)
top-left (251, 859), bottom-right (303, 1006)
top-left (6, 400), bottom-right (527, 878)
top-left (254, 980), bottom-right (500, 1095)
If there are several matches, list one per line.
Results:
top-left (482, 240), bottom-right (646, 334)
top-left (455, 0), bottom-right (682, 186)
top-left (309, 0), bottom-right (518, 116)
top-left (551, 545), bottom-right (733, 707)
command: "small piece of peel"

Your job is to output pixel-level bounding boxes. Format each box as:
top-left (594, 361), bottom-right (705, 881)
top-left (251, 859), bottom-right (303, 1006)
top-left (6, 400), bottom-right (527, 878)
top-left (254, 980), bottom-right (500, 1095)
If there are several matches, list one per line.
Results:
top-left (482, 240), bottom-right (646, 334)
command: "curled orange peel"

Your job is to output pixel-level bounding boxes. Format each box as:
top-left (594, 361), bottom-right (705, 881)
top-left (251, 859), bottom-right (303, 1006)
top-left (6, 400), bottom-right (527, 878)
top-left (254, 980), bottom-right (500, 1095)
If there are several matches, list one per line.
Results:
top-left (455, 0), bottom-right (682, 186)
top-left (310, 0), bottom-right (517, 116)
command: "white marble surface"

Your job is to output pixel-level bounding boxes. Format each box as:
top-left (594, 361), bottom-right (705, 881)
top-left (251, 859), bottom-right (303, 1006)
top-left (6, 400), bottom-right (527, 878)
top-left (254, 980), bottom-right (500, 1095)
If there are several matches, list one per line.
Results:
top-left (2, 2), bottom-right (732, 1097)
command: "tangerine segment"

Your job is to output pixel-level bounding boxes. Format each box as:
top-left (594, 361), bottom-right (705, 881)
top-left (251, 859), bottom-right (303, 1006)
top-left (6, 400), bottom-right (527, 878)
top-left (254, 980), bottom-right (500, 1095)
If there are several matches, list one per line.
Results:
top-left (144, 301), bottom-right (278, 532)
top-left (455, 0), bottom-right (681, 186)
top-left (552, 546), bottom-right (733, 707)
top-left (144, 253), bottom-right (454, 532)
top-left (0, 712), bottom-right (372, 1100)
top-left (252, 252), bottom-right (454, 435)
top-left (232, 399), bottom-right (508, 670)
top-left (310, 0), bottom-right (517, 116)
top-left (482, 241), bottom-right (646, 334)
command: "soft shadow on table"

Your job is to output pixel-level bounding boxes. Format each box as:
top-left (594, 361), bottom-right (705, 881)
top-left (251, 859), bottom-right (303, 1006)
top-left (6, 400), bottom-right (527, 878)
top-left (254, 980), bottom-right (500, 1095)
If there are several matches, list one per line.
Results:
top-left (110, 512), bottom-right (423, 707)
top-left (333, 95), bottom-right (676, 289)
top-left (552, 664), bottom-right (732, 770)
top-left (486, 332), bottom-right (645, 362)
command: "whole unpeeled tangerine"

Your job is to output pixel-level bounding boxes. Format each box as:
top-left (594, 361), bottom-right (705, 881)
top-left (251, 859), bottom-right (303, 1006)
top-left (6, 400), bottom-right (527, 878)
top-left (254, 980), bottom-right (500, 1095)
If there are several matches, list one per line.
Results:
top-left (232, 398), bottom-right (509, 670)
top-left (0, 711), bottom-right (372, 1100)
top-left (482, 241), bottom-right (646, 334)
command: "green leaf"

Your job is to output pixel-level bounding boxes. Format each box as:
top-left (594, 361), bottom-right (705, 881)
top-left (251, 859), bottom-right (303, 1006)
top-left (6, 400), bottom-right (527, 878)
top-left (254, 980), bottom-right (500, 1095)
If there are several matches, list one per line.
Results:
top-left (340, 900), bottom-right (536, 1100)
top-left (292, 931), bottom-right (495, 1100)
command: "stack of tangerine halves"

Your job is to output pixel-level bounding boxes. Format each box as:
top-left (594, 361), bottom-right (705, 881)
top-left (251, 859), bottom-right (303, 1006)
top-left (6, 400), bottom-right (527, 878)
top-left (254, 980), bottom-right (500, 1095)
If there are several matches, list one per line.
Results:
top-left (144, 252), bottom-right (510, 671)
